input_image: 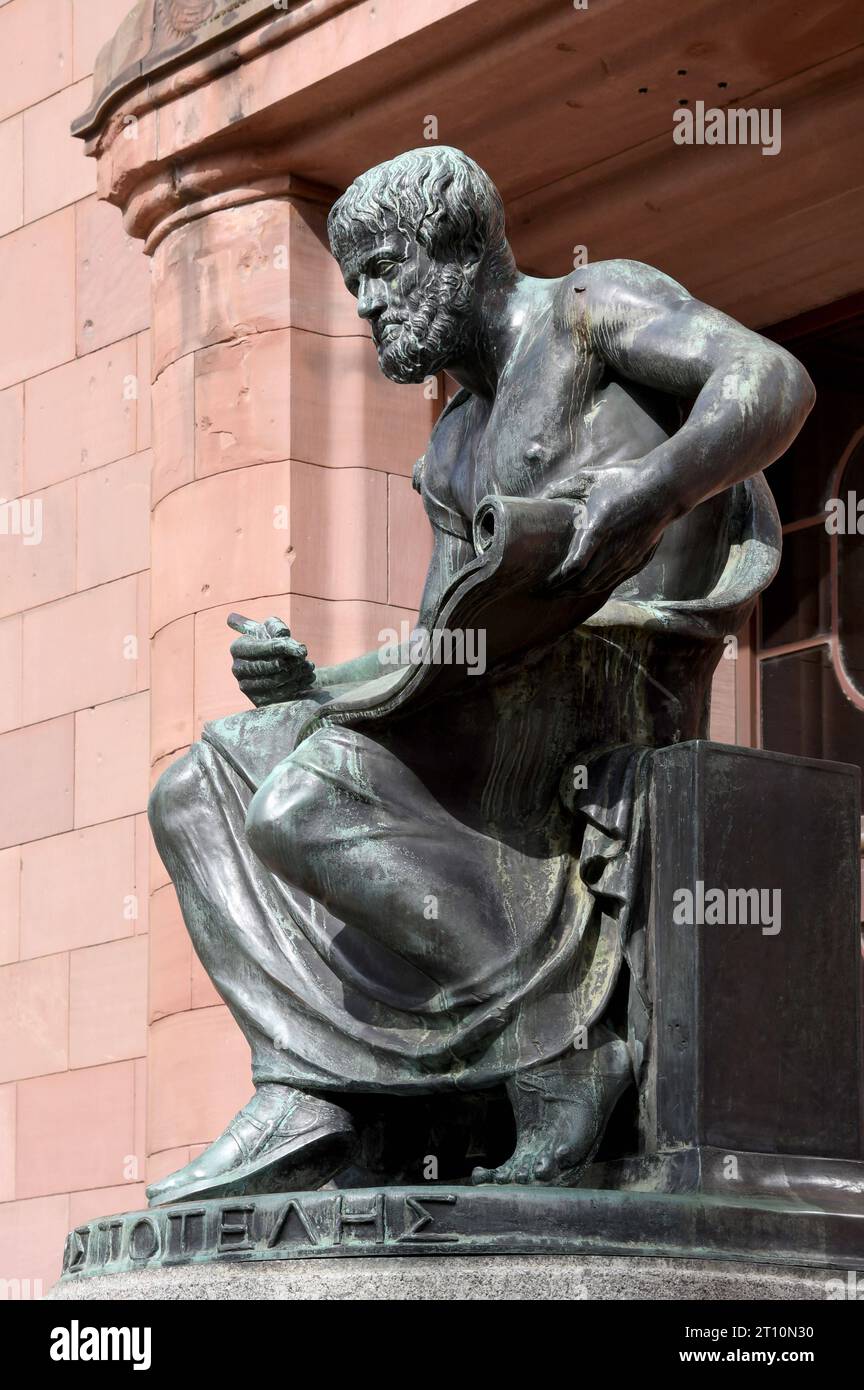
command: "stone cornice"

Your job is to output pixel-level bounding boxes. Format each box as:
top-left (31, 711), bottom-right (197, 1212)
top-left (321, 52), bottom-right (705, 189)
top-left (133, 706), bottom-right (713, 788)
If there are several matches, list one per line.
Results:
top-left (71, 0), bottom-right (354, 252)
top-left (72, 0), bottom-right (361, 146)
top-left (71, 0), bottom-right (487, 254)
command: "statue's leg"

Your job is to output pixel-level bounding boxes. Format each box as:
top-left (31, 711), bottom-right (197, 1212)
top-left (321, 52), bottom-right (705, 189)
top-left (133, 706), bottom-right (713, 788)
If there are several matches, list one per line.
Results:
top-left (471, 1024), bottom-right (633, 1186)
top-left (145, 723), bottom-right (620, 1196)
top-left (145, 743), bottom-right (357, 1206)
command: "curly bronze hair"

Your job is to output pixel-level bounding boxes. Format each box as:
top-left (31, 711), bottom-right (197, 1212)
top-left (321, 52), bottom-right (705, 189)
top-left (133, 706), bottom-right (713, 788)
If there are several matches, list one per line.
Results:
top-left (327, 146), bottom-right (513, 275)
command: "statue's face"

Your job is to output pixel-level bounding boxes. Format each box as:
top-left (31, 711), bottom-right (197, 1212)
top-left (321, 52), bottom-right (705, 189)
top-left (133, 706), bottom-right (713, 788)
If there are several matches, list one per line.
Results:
top-left (338, 223), bottom-right (475, 384)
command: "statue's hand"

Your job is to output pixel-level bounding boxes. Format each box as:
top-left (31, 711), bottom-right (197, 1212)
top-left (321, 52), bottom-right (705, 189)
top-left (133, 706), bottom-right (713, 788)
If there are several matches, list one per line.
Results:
top-left (545, 462), bottom-right (674, 595)
top-left (227, 614), bottom-right (317, 707)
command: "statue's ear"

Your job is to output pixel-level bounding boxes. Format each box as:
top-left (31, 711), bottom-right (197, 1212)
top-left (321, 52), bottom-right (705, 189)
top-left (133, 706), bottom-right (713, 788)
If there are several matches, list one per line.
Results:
top-left (461, 230), bottom-right (486, 274)
top-left (416, 207), bottom-right (484, 270)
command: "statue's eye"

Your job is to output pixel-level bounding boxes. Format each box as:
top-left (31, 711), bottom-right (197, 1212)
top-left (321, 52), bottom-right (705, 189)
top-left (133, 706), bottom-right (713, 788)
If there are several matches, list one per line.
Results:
top-left (375, 260), bottom-right (397, 277)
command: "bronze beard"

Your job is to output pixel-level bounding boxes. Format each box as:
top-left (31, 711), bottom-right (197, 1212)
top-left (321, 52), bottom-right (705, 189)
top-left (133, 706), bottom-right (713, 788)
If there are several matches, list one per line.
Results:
top-left (378, 261), bottom-right (476, 384)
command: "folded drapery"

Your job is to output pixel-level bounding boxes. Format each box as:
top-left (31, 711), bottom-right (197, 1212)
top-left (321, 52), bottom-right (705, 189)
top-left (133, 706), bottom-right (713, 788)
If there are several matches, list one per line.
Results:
top-left (150, 471), bottom-right (778, 1097)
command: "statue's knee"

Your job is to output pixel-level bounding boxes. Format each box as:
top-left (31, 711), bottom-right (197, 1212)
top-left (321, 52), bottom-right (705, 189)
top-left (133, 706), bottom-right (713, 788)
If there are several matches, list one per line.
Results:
top-left (245, 761), bottom-right (324, 887)
top-left (148, 744), bottom-right (209, 849)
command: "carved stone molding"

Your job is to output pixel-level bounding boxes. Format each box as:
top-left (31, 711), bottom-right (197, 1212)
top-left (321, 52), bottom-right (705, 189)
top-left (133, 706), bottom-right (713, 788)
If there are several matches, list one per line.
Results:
top-left (72, 0), bottom-right (360, 148)
top-left (160, 0), bottom-right (217, 37)
top-left (71, 0), bottom-right (358, 252)
top-left (121, 147), bottom-right (333, 253)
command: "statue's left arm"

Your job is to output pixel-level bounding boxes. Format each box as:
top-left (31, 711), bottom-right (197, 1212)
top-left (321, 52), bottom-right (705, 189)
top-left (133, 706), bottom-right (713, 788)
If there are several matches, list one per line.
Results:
top-left (550, 259), bottom-right (815, 593)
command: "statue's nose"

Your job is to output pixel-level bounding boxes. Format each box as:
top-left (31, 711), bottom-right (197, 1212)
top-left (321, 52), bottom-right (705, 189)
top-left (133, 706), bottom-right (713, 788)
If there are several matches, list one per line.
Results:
top-left (357, 275), bottom-right (386, 321)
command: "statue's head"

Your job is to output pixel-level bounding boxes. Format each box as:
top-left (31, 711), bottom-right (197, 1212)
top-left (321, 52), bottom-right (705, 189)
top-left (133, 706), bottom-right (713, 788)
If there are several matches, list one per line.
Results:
top-left (328, 146), bottom-right (514, 383)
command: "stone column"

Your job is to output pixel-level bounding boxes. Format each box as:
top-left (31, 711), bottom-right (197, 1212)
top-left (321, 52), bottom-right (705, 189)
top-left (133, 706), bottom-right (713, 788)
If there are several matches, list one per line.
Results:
top-left (75, 140), bottom-right (434, 1186)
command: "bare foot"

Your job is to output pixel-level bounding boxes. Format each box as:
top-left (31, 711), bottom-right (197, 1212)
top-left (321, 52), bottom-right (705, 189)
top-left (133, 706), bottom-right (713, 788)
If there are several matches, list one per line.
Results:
top-left (472, 1033), bottom-right (632, 1186)
top-left (147, 1083), bottom-right (356, 1206)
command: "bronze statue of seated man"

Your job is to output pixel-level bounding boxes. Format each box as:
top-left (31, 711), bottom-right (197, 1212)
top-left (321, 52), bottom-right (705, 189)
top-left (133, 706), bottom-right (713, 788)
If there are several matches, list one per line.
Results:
top-left (146, 146), bottom-right (813, 1206)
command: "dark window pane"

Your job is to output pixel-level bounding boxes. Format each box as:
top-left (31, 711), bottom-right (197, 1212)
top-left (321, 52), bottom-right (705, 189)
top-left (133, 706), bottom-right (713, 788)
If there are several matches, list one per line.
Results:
top-left (764, 333), bottom-right (863, 527)
top-left (765, 430), bottom-right (827, 525)
top-left (837, 441), bottom-right (864, 695)
top-left (760, 524), bottom-right (830, 649)
top-left (761, 645), bottom-right (864, 777)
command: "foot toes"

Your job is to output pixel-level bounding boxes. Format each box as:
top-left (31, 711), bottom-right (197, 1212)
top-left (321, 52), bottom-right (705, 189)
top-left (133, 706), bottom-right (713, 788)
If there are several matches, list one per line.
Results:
top-left (473, 1159), bottom-right (524, 1184)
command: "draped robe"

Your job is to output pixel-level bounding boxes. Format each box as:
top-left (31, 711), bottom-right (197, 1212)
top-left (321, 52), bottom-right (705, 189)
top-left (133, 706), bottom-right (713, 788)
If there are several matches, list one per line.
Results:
top-left (149, 422), bottom-right (780, 1096)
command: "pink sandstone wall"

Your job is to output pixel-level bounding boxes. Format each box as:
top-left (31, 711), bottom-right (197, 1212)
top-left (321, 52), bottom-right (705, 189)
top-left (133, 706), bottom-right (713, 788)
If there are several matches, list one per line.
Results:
top-left (0, 0), bottom-right (741, 1298)
top-left (0, 0), bottom-right (154, 1296)
top-left (0, 0), bottom-right (435, 1295)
